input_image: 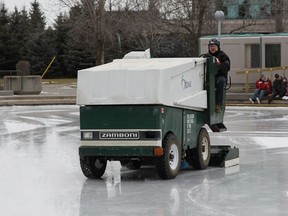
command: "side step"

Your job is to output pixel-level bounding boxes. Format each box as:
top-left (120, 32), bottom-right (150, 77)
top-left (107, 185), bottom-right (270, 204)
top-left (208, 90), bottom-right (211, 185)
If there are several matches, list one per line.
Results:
top-left (209, 145), bottom-right (239, 167)
top-left (209, 123), bottom-right (227, 132)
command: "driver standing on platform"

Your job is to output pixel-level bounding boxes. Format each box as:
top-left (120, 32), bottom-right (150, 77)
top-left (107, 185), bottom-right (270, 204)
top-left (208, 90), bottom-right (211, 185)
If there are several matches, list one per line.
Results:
top-left (207, 38), bottom-right (231, 113)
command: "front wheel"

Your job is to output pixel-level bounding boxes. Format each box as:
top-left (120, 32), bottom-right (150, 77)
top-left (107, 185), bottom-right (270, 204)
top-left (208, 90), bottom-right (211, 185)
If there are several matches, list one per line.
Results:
top-left (155, 133), bottom-right (181, 179)
top-left (190, 128), bottom-right (211, 170)
top-left (80, 156), bottom-right (107, 179)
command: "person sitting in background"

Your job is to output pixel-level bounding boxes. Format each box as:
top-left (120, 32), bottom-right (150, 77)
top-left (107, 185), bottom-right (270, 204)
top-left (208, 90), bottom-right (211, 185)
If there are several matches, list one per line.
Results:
top-left (249, 74), bottom-right (272, 104)
top-left (272, 74), bottom-right (282, 98)
top-left (268, 74), bottom-right (282, 103)
top-left (280, 77), bottom-right (288, 100)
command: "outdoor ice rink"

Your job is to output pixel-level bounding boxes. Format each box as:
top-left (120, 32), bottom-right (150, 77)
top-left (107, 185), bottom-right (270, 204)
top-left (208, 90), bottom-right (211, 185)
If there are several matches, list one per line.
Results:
top-left (1, 105), bottom-right (288, 216)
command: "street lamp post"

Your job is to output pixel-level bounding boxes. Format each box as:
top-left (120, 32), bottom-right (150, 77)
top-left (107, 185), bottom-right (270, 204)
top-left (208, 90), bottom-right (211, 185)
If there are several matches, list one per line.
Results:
top-left (214, 11), bottom-right (225, 40)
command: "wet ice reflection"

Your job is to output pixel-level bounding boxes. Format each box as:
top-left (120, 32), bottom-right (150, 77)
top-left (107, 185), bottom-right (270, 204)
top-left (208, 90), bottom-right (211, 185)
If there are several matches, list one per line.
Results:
top-left (104, 162), bottom-right (122, 199)
top-left (0, 106), bottom-right (83, 216)
top-left (80, 162), bottom-right (182, 216)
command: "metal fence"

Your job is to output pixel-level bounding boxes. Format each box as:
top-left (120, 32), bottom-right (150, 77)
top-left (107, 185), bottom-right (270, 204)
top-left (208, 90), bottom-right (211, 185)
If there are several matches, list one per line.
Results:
top-left (236, 66), bottom-right (288, 92)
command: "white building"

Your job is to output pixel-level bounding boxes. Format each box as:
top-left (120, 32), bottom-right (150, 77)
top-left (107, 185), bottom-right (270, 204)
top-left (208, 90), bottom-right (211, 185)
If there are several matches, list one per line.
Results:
top-left (199, 33), bottom-right (288, 84)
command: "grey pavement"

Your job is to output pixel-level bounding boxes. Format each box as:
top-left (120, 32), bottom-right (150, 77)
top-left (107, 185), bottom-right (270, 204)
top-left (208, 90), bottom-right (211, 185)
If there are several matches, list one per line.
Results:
top-left (1, 82), bottom-right (288, 106)
top-left (0, 83), bottom-right (77, 106)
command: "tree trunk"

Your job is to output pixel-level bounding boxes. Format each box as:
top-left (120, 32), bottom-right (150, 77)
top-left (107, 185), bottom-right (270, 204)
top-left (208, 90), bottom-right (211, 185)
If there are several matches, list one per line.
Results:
top-left (97, 42), bottom-right (105, 65)
top-left (97, 0), bottom-right (105, 65)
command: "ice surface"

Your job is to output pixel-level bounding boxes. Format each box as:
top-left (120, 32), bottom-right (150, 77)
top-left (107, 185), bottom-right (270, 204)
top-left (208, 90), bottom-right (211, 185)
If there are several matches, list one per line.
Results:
top-left (1, 105), bottom-right (288, 216)
top-left (254, 137), bottom-right (288, 149)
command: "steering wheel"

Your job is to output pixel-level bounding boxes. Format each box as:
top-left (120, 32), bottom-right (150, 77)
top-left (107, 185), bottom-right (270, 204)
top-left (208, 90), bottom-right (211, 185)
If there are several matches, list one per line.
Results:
top-left (199, 53), bottom-right (213, 58)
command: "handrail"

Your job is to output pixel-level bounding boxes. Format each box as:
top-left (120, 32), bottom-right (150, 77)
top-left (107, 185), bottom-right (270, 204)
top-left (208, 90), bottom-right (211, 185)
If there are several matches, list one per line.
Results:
top-left (0, 70), bottom-right (18, 75)
top-left (236, 66), bottom-right (288, 92)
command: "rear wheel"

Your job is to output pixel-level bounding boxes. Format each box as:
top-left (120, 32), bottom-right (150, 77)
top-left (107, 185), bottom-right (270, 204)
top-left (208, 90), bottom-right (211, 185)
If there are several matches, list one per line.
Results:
top-left (190, 128), bottom-right (211, 170)
top-left (156, 133), bottom-right (181, 179)
top-left (80, 156), bottom-right (107, 179)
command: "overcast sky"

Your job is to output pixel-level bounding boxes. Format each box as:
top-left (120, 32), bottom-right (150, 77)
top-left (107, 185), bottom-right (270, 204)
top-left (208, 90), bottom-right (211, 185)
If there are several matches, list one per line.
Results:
top-left (1, 0), bottom-right (67, 26)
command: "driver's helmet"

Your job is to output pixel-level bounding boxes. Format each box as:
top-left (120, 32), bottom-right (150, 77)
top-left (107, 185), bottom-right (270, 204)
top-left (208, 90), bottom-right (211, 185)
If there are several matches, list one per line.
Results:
top-left (208, 38), bottom-right (220, 49)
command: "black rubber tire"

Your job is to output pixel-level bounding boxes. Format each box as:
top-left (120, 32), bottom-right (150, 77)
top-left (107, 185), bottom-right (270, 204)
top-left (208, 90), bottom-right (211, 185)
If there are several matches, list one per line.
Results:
top-left (80, 156), bottom-right (107, 179)
top-left (190, 128), bottom-right (211, 170)
top-left (155, 133), bottom-right (181, 179)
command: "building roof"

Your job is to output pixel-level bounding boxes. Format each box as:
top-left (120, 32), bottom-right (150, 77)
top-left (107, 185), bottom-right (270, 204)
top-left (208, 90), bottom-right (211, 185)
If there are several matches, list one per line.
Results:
top-left (200, 32), bottom-right (288, 39)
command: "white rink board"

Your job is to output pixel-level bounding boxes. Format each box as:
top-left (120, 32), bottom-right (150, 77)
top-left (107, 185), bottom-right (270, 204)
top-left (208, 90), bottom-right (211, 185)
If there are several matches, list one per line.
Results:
top-left (77, 58), bottom-right (207, 110)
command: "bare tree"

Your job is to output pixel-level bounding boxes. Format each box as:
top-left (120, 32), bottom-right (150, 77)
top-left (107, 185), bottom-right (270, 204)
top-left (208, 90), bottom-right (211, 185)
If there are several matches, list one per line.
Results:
top-left (272, 0), bottom-right (284, 32)
top-left (58, 0), bottom-right (107, 65)
top-left (59, 0), bottom-right (157, 63)
top-left (58, 0), bottom-right (288, 64)
top-left (57, 0), bottom-right (217, 60)
top-left (160, 0), bottom-right (216, 56)
top-left (116, 0), bottom-right (164, 53)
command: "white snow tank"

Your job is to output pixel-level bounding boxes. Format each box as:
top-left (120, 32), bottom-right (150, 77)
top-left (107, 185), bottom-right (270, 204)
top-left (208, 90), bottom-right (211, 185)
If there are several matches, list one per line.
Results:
top-left (77, 57), bottom-right (207, 110)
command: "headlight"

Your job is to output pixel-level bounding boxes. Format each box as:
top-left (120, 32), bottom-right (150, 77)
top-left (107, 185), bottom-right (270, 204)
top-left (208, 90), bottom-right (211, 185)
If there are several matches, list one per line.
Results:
top-left (82, 131), bottom-right (93, 140)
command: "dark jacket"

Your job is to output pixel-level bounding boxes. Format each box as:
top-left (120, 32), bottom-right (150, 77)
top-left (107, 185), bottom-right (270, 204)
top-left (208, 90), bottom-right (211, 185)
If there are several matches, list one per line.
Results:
top-left (209, 50), bottom-right (231, 76)
top-left (272, 78), bottom-right (282, 94)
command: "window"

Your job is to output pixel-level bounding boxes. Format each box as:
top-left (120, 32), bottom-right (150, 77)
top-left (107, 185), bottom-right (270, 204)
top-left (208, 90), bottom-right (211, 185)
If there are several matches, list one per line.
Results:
top-left (238, 0), bottom-right (249, 19)
top-left (265, 44), bottom-right (280, 67)
top-left (245, 44), bottom-right (260, 68)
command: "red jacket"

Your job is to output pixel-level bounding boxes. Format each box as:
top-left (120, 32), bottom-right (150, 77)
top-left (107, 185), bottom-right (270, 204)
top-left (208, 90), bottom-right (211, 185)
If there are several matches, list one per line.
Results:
top-left (256, 79), bottom-right (272, 94)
